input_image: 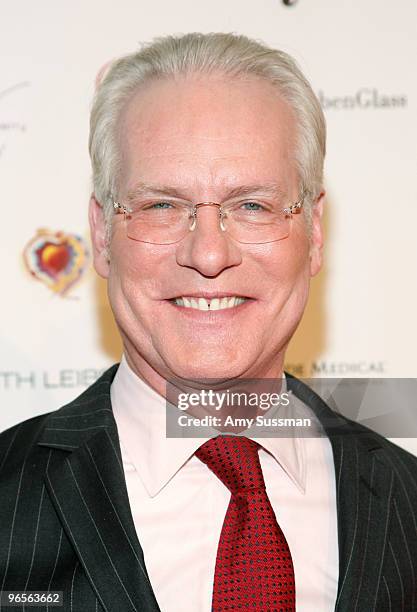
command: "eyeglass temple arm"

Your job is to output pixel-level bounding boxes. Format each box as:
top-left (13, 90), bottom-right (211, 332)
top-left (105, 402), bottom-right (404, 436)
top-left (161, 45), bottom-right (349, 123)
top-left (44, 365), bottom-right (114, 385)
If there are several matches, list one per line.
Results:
top-left (283, 193), bottom-right (305, 215)
top-left (113, 202), bottom-right (133, 214)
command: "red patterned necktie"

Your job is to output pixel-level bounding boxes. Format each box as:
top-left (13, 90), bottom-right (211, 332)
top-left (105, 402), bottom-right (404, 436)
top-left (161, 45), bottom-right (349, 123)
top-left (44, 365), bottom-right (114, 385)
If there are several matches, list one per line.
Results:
top-left (195, 435), bottom-right (296, 611)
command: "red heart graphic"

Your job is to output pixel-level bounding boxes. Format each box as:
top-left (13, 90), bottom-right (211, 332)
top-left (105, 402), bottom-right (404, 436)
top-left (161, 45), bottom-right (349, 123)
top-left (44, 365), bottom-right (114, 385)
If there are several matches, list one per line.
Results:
top-left (37, 242), bottom-right (71, 278)
top-left (23, 229), bottom-right (89, 295)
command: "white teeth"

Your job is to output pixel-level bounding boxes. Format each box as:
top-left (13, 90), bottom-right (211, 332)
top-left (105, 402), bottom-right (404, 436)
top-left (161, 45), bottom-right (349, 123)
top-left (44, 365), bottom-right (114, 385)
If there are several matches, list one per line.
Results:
top-left (198, 297), bottom-right (209, 311)
top-left (174, 296), bottom-right (248, 311)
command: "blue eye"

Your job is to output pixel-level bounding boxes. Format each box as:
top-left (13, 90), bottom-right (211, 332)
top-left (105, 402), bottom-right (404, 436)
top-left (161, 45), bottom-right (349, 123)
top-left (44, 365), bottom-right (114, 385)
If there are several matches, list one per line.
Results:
top-left (151, 201), bottom-right (173, 209)
top-left (241, 202), bottom-right (264, 211)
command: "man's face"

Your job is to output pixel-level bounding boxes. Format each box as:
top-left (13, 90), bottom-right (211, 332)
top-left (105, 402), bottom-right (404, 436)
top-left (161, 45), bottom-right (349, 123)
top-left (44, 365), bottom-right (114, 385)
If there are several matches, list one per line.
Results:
top-left (90, 74), bottom-right (323, 386)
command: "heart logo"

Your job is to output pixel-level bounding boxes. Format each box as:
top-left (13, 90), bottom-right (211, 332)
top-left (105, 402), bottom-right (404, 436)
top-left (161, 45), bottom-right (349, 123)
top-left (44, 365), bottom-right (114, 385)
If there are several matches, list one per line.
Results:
top-left (23, 229), bottom-right (89, 295)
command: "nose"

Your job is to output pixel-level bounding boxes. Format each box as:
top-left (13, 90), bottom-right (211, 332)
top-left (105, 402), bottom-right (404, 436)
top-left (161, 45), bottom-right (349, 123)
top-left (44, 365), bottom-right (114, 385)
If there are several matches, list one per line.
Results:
top-left (175, 203), bottom-right (242, 277)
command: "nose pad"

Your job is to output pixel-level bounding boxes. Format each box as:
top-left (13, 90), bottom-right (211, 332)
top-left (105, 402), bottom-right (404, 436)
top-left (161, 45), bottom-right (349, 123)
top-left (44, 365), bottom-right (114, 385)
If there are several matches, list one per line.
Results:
top-left (191, 202), bottom-right (224, 234)
top-left (188, 204), bottom-right (228, 247)
top-left (176, 201), bottom-right (242, 276)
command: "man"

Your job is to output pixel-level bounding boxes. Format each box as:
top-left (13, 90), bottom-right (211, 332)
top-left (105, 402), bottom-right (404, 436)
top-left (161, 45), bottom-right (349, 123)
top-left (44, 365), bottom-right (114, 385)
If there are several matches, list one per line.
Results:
top-left (0, 32), bottom-right (416, 612)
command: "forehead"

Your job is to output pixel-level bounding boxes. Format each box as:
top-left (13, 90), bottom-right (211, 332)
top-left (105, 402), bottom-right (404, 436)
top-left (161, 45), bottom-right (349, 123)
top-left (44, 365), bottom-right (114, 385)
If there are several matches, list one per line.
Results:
top-left (116, 73), bottom-right (298, 194)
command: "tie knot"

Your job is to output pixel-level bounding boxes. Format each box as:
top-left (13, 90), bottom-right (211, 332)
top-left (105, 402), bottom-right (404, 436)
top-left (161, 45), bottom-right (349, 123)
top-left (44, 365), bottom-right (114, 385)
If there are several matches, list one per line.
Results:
top-left (195, 435), bottom-right (265, 494)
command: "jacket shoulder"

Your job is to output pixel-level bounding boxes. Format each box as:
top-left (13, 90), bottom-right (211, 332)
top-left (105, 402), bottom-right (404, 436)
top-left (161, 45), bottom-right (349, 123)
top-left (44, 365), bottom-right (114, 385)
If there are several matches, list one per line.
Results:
top-left (354, 419), bottom-right (417, 482)
top-left (0, 364), bottom-right (119, 475)
top-left (332, 412), bottom-right (417, 469)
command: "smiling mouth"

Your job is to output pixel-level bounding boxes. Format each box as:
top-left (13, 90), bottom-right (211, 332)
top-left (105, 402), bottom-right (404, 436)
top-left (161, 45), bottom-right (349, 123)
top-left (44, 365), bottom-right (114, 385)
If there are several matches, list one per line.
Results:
top-left (169, 296), bottom-right (250, 311)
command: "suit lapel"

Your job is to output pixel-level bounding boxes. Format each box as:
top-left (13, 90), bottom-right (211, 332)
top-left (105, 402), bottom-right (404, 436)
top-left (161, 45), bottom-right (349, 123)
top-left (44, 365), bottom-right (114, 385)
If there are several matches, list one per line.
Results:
top-left (38, 366), bottom-right (161, 612)
top-left (287, 375), bottom-right (395, 611)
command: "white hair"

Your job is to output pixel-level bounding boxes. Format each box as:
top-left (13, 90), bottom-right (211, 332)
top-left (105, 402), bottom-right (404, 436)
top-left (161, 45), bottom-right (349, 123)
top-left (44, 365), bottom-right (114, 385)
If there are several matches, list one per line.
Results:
top-left (89, 32), bottom-right (326, 227)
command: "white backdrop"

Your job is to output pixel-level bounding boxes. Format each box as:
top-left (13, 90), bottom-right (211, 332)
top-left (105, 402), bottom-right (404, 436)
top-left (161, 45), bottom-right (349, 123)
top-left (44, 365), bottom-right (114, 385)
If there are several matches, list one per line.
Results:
top-left (1, 0), bottom-right (416, 454)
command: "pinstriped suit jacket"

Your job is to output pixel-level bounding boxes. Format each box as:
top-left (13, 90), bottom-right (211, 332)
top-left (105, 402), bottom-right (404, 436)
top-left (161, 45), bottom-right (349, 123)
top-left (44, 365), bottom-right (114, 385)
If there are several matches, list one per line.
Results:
top-left (0, 365), bottom-right (416, 612)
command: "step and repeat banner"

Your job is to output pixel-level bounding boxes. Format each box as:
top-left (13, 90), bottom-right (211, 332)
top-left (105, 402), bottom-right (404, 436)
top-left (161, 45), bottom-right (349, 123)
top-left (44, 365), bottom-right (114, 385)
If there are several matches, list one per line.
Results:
top-left (1, 1), bottom-right (416, 453)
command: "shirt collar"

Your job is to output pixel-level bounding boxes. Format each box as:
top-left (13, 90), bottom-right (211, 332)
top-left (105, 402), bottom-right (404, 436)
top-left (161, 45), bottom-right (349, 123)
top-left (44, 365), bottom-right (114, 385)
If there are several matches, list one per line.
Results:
top-left (111, 356), bottom-right (320, 497)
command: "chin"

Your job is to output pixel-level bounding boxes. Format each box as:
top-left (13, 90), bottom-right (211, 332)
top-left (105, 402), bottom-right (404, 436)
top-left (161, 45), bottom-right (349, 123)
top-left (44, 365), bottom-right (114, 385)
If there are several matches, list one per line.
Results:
top-left (165, 353), bottom-right (250, 384)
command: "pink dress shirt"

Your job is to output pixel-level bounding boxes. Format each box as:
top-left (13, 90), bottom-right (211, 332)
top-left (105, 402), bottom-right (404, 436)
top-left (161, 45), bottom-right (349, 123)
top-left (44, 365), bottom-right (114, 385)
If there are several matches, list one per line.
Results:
top-left (111, 356), bottom-right (339, 611)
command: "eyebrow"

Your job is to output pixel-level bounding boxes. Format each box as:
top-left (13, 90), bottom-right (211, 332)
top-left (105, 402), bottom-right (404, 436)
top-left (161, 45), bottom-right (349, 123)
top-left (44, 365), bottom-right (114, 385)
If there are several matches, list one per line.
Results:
top-left (125, 181), bottom-right (287, 203)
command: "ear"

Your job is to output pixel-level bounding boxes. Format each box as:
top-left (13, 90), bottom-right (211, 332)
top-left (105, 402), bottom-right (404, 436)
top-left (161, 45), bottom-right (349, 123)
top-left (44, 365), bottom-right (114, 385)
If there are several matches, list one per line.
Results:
top-left (89, 195), bottom-right (110, 278)
top-left (309, 190), bottom-right (325, 277)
